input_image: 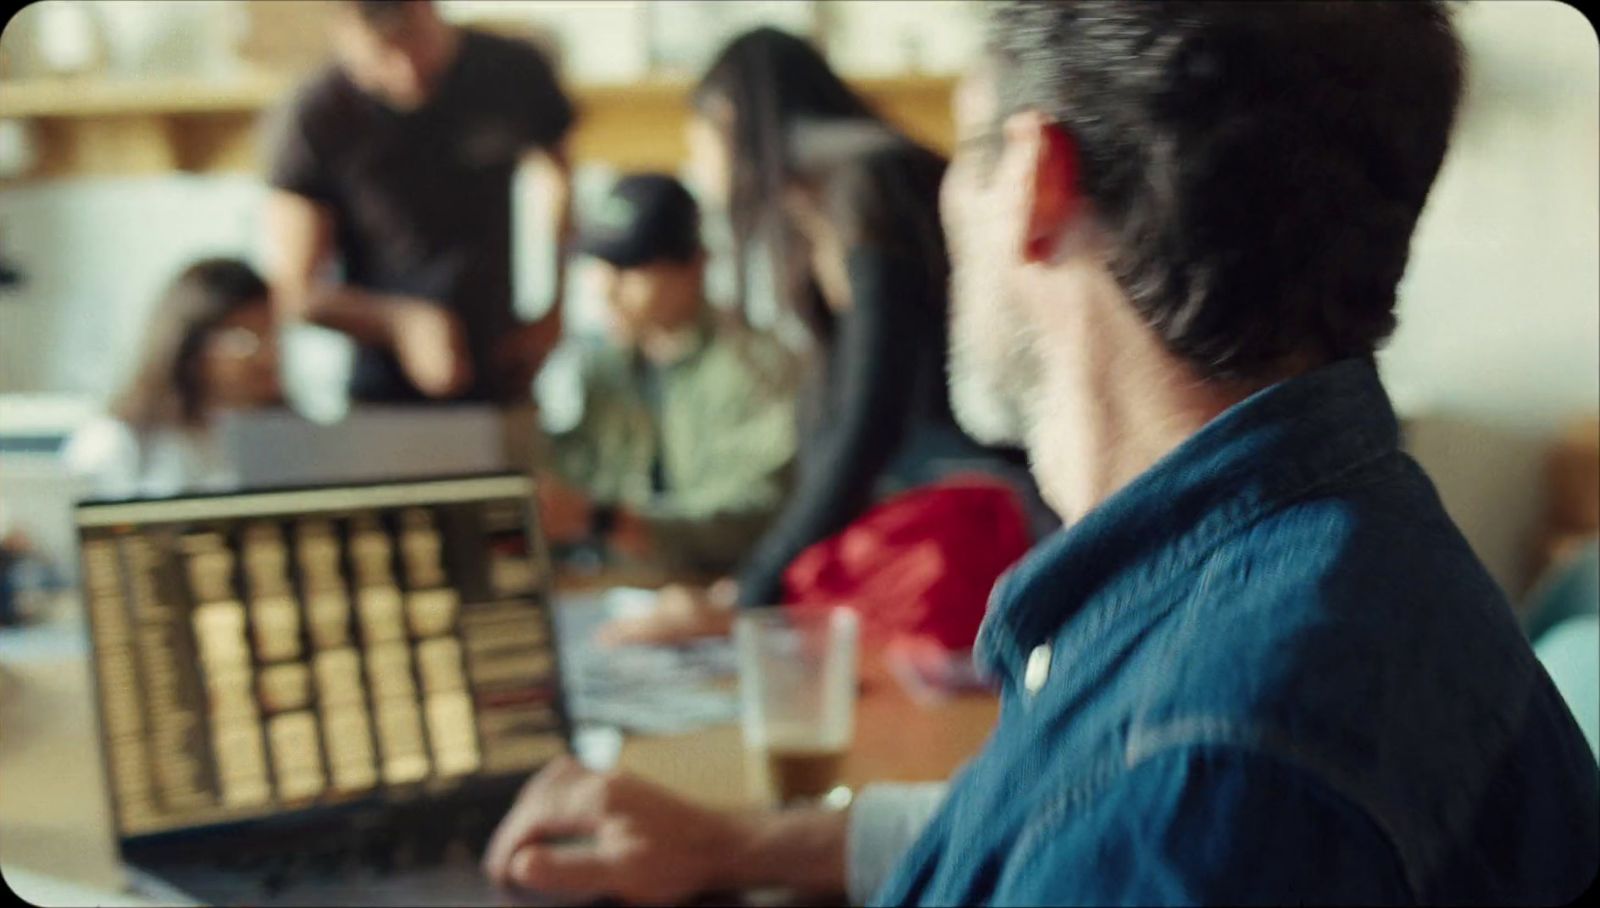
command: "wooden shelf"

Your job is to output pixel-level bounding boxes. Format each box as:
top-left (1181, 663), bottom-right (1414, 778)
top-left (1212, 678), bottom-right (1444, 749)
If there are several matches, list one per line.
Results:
top-left (0, 70), bottom-right (298, 118)
top-left (0, 73), bottom-right (956, 180)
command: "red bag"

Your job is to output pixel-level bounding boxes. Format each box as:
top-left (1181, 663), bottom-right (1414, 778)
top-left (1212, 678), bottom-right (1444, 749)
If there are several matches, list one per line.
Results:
top-left (781, 476), bottom-right (1034, 658)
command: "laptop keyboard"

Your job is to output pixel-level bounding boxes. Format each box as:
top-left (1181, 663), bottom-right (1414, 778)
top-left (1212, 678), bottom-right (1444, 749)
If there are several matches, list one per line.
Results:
top-left (148, 809), bottom-right (811, 906)
top-left (155, 796), bottom-right (505, 899)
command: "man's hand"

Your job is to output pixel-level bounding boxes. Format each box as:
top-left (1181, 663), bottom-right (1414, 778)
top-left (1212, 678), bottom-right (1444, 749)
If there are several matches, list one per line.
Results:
top-left (494, 314), bottom-right (564, 398)
top-left (607, 508), bottom-right (653, 561)
top-left (390, 299), bottom-right (473, 398)
top-left (597, 581), bottom-right (738, 647)
top-left (536, 474), bottom-right (594, 546)
top-left (481, 757), bottom-right (751, 904)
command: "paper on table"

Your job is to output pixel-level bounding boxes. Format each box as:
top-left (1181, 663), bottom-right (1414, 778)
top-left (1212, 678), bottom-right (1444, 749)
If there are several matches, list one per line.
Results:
top-left (555, 588), bottom-right (739, 736)
top-left (882, 636), bottom-right (992, 708)
top-left (1, 864), bottom-right (184, 907)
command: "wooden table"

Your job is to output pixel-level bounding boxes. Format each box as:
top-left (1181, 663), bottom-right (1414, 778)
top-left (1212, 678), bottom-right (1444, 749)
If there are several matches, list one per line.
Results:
top-left (0, 596), bottom-right (997, 901)
top-left (615, 679), bottom-right (997, 811)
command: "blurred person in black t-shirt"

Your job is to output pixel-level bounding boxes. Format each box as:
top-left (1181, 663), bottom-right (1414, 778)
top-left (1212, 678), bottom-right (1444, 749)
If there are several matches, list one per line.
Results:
top-left (263, 0), bottom-right (576, 404)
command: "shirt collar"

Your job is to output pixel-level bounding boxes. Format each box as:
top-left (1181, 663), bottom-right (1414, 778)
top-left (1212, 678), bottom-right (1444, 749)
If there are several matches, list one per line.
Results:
top-left (976, 358), bottom-right (1402, 684)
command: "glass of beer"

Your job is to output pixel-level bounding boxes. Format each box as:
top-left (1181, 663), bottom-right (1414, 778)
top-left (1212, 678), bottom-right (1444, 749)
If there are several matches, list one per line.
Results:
top-left (734, 606), bottom-right (859, 806)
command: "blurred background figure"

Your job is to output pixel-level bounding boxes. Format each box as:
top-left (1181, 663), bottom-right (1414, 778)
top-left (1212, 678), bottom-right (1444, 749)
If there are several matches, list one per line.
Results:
top-left (1526, 538), bottom-right (1600, 755)
top-left (0, 504), bottom-right (50, 627)
top-left (0, 0), bottom-right (1590, 606)
top-left (63, 258), bottom-right (281, 499)
top-left (536, 173), bottom-right (796, 576)
top-left (262, 0), bottom-right (574, 405)
top-left (605, 28), bottom-right (1045, 644)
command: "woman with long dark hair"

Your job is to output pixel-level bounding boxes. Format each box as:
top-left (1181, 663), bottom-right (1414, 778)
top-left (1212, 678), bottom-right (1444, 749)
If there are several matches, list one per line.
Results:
top-left (65, 258), bottom-right (283, 499)
top-left (603, 28), bottom-right (1038, 643)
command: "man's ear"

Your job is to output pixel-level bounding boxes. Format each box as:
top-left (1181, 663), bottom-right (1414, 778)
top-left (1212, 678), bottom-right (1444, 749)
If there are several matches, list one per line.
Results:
top-left (1005, 112), bottom-right (1082, 264)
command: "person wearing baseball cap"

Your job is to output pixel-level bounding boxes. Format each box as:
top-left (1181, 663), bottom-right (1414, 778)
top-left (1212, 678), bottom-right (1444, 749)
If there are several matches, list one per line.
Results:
top-left (534, 174), bottom-right (797, 576)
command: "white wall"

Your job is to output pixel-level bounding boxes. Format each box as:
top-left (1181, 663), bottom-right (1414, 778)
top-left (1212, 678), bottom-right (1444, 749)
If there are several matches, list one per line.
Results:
top-left (1371, 0), bottom-right (1597, 597)
top-left (1383, 0), bottom-right (1600, 435)
top-left (435, 0), bottom-right (817, 82)
top-left (824, 0), bottom-right (981, 77)
top-left (437, 0), bottom-right (982, 81)
top-left (0, 175), bottom-right (265, 397)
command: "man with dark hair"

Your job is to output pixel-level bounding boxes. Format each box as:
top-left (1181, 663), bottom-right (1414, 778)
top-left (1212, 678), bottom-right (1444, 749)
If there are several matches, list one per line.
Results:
top-left (534, 174), bottom-right (796, 576)
top-left (480, 4), bottom-right (1599, 904)
top-left (264, 0), bottom-right (574, 404)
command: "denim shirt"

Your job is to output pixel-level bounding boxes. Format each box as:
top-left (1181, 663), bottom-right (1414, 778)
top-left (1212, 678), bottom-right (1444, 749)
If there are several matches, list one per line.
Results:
top-left (874, 360), bottom-right (1599, 905)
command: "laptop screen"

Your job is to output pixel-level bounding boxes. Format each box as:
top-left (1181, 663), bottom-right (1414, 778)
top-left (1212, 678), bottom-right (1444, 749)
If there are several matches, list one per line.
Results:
top-left (74, 474), bottom-right (568, 848)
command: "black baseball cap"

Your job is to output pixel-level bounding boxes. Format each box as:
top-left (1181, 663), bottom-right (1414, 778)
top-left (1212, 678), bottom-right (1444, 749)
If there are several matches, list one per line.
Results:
top-left (577, 174), bottom-right (702, 268)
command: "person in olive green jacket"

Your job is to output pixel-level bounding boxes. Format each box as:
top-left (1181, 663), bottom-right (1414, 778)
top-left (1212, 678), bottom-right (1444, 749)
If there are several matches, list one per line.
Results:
top-left (534, 174), bottom-right (796, 575)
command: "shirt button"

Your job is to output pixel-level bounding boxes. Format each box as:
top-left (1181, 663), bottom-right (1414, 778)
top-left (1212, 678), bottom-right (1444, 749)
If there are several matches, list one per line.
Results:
top-left (1024, 644), bottom-right (1052, 695)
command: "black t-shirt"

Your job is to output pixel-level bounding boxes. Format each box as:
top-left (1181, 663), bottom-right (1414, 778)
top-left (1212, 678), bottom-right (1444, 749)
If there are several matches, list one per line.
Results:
top-left (268, 30), bottom-right (575, 402)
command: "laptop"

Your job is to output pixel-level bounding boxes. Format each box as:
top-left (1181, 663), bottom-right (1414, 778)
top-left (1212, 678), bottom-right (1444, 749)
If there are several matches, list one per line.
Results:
top-left (73, 474), bottom-right (572, 907)
top-left (214, 406), bottom-right (511, 491)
